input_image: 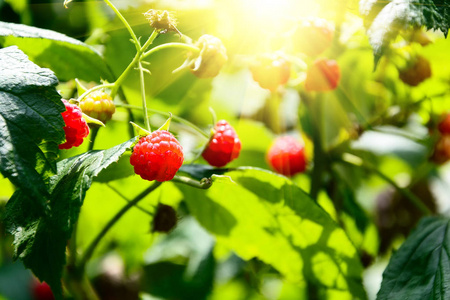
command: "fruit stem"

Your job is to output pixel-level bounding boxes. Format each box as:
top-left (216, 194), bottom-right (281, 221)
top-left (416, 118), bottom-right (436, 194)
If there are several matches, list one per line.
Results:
top-left (106, 183), bottom-right (154, 216)
top-left (142, 42), bottom-right (200, 59)
top-left (115, 103), bottom-right (210, 138)
top-left (172, 175), bottom-right (213, 189)
top-left (110, 52), bottom-right (140, 99)
top-left (141, 29), bottom-right (160, 53)
top-left (110, 30), bottom-right (159, 99)
top-left (306, 93), bottom-right (326, 201)
top-left (138, 61), bottom-right (152, 131)
top-left (78, 181), bottom-right (162, 270)
top-left (339, 153), bottom-right (432, 216)
top-left (78, 83), bottom-right (114, 102)
top-left (102, 0), bottom-right (139, 51)
top-left (88, 127), bottom-right (100, 151)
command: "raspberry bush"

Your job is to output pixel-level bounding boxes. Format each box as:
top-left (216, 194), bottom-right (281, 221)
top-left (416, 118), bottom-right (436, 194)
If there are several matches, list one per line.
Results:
top-left (1, 1), bottom-right (450, 300)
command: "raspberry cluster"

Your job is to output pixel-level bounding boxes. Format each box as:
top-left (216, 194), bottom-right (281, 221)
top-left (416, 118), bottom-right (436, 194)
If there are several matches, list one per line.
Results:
top-left (130, 130), bottom-right (184, 182)
top-left (202, 120), bottom-right (242, 167)
top-left (59, 99), bottom-right (90, 150)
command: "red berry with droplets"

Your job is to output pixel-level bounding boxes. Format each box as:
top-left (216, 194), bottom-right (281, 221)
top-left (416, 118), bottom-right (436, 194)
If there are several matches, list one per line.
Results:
top-left (130, 130), bottom-right (184, 182)
top-left (202, 120), bottom-right (242, 167)
top-left (59, 99), bottom-right (90, 150)
top-left (267, 136), bottom-right (307, 177)
top-left (305, 58), bottom-right (340, 92)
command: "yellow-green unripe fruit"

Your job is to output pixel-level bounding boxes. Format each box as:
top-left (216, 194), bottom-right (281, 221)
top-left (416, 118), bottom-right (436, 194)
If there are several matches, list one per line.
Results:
top-left (79, 91), bottom-right (115, 124)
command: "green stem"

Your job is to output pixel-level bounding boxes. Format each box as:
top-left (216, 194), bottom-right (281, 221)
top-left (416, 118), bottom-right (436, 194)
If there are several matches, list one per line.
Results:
top-left (138, 62), bottom-right (151, 131)
top-left (115, 103), bottom-right (209, 138)
top-left (110, 30), bottom-right (159, 99)
top-left (78, 83), bottom-right (114, 102)
top-left (103, 0), bottom-right (139, 50)
top-left (141, 30), bottom-right (160, 53)
top-left (172, 175), bottom-right (213, 189)
top-left (106, 183), bottom-right (154, 216)
top-left (88, 127), bottom-right (100, 151)
top-left (306, 93), bottom-right (326, 200)
top-left (371, 127), bottom-right (425, 144)
top-left (142, 42), bottom-right (200, 59)
top-left (63, 272), bottom-right (99, 300)
top-left (110, 52), bottom-right (140, 99)
top-left (338, 153), bottom-right (432, 215)
top-left (79, 181), bottom-right (162, 269)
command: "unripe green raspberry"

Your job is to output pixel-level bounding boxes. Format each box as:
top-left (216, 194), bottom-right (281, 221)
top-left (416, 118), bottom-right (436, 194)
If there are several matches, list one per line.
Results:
top-left (189, 35), bottom-right (228, 78)
top-left (79, 91), bottom-right (115, 124)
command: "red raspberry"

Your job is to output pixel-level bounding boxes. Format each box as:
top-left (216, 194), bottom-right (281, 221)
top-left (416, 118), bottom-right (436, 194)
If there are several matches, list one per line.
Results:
top-left (130, 130), bottom-right (184, 182)
top-left (398, 55), bottom-right (431, 86)
top-left (293, 17), bottom-right (334, 57)
top-left (31, 279), bottom-right (54, 300)
top-left (59, 99), bottom-right (90, 150)
top-left (267, 136), bottom-right (307, 176)
top-left (305, 58), bottom-right (340, 92)
top-left (438, 113), bottom-right (450, 135)
top-left (79, 91), bottom-right (115, 124)
top-left (250, 52), bottom-right (291, 92)
top-left (202, 120), bottom-right (242, 167)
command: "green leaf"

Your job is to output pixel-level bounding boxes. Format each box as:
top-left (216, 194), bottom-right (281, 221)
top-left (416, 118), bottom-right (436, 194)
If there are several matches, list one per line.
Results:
top-left (93, 153), bottom-right (135, 183)
top-left (0, 21), bottom-right (114, 82)
top-left (178, 164), bottom-right (230, 181)
top-left (360, 0), bottom-right (450, 65)
top-left (377, 216), bottom-right (450, 299)
top-left (142, 217), bottom-right (215, 299)
top-left (0, 46), bottom-right (65, 203)
top-left (4, 138), bottom-right (136, 299)
top-left (178, 167), bottom-right (366, 299)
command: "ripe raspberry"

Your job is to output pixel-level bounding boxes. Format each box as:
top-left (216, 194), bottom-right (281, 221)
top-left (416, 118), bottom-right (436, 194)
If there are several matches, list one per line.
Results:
top-left (79, 91), bottom-right (115, 124)
top-left (31, 279), bottom-right (54, 300)
top-left (250, 52), bottom-right (291, 91)
top-left (59, 99), bottom-right (90, 150)
top-left (130, 130), bottom-right (184, 182)
top-left (293, 17), bottom-right (334, 57)
top-left (152, 204), bottom-right (177, 233)
top-left (267, 136), bottom-right (307, 177)
top-left (438, 113), bottom-right (450, 135)
top-left (202, 120), bottom-right (242, 167)
top-left (305, 58), bottom-right (340, 92)
top-left (398, 55), bottom-right (431, 86)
